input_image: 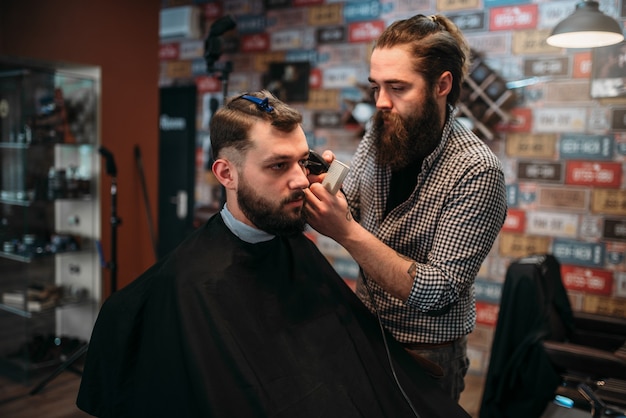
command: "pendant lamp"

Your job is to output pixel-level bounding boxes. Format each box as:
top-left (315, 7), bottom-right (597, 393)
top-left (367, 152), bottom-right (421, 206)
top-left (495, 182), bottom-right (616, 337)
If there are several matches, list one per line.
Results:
top-left (546, 0), bottom-right (624, 48)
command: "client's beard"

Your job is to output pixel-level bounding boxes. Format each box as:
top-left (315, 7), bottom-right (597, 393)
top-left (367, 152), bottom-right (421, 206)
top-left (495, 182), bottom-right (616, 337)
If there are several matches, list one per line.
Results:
top-left (238, 180), bottom-right (307, 237)
top-left (372, 94), bottom-right (442, 171)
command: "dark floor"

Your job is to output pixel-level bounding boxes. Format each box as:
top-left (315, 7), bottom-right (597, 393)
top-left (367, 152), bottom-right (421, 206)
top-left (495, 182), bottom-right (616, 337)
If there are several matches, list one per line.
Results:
top-left (0, 367), bottom-right (486, 418)
top-left (0, 368), bottom-right (90, 418)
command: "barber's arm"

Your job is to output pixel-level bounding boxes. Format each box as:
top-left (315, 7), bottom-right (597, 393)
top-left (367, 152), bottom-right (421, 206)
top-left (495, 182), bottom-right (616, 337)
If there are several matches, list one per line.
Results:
top-left (304, 184), bottom-right (415, 301)
top-left (305, 163), bottom-right (506, 311)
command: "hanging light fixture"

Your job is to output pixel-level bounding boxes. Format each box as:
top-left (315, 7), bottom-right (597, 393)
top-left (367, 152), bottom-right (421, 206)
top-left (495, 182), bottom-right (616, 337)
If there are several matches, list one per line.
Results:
top-left (547, 0), bottom-right (624, 48)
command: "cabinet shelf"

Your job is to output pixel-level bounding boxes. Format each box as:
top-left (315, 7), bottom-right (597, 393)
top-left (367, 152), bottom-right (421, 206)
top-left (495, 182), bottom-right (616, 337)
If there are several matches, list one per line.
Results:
top-left (0, 196), bottom-right (33, 207)
top-left (0, 251), bottom-right (34, 263)
top-left (0, 355), bottom-right (63, 382)
top-left (0, 297), bottom-right (94, 319)
top-left (0, 141), bottom-right (95, 147)
top-left (0, 142), bottom-right (29, 149)
top-left (0, 142), bottom-right (95, 150)
top-left (0, 333), bottom-right (86, 383)
top-left (0, 245), bottom-right (93, 263)
top-left (0, 195), bottom-right (93, 207)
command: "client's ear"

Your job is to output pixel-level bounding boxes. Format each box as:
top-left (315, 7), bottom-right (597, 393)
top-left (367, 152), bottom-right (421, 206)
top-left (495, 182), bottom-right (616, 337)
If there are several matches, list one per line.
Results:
top-left (212, 159), bottom-right (238, 190)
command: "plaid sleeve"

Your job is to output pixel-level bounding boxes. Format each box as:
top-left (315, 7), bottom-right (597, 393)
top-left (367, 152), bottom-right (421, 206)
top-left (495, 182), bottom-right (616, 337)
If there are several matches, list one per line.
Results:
top-left (407, 162), bottom-right (507, 311)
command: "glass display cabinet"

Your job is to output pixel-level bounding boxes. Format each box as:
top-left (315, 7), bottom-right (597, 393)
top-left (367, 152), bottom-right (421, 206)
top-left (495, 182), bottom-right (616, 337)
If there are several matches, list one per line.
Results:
top-left (0, 56), bottom-right (100, 383)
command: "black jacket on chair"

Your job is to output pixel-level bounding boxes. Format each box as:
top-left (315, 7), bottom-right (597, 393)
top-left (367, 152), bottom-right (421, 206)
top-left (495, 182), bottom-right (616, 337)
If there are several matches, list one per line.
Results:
top-left (479, 254), bottom-right (574, 418)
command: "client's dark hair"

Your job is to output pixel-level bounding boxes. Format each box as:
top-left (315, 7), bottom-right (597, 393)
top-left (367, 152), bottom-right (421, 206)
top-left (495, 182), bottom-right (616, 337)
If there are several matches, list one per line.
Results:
top-left (210, 90), bottom-right (303, 160)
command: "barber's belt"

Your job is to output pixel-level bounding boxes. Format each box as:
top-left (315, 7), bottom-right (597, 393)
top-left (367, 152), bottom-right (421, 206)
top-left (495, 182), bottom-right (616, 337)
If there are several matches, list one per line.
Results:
top-left (400, 339), bottom-right (461, 378)
top-left (401, 338), bottom-right (459, 350)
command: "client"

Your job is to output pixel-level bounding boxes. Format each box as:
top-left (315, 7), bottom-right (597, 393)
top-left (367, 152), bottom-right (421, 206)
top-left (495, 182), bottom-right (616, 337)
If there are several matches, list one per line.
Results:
top-left (76, 90), bottom-right (469, 418)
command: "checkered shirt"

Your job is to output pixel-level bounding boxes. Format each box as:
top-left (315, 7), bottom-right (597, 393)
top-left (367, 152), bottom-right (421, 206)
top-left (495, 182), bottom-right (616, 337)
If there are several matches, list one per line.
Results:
top-left (344, 107), bottom-right (507, 344)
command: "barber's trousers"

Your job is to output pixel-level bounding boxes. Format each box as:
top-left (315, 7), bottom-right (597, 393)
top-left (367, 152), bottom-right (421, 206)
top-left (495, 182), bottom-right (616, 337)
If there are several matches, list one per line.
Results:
top-left (403, 336), bottom-right (469, 402)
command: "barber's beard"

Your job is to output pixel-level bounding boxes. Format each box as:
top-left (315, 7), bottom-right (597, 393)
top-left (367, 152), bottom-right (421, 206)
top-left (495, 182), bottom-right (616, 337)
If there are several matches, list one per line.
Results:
top-left (237, 178), bottom-right (306, 237)
top-left (372, 94), bottom-right (442, 171)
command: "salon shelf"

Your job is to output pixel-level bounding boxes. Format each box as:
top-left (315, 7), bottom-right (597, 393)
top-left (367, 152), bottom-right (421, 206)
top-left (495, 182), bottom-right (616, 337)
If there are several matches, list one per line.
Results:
top-left (0, 245), bottom-right (92, 263)
top-left (0, 195), bottom-right (94, 208)
top-left (0, 296), bottom-right (94, 319)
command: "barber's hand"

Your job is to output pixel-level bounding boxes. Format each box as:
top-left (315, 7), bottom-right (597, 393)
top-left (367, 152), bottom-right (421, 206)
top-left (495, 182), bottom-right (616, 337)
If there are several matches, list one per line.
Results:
top-left (303, 181), bottom-right (352, 242)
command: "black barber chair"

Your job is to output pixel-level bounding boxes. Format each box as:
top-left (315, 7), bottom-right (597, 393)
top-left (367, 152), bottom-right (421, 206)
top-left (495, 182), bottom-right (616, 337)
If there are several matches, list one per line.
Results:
top-left (479, 254), bottom-right (626, 418)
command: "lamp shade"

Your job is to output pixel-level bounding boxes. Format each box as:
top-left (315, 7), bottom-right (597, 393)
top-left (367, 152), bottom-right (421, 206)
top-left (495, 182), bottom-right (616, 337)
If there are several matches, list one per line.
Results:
top-left (547, 0), bottom-right (624, 48)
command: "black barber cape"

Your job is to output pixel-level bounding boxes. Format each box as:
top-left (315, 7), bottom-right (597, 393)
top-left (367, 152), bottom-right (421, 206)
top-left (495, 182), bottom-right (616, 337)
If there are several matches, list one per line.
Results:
top-left (77, 214), bottom-right (469, 418)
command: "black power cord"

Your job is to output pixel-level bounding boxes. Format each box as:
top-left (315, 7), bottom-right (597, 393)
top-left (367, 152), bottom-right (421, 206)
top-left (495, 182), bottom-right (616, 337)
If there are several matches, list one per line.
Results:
top-left (362, 273), bottom-right (421, 418)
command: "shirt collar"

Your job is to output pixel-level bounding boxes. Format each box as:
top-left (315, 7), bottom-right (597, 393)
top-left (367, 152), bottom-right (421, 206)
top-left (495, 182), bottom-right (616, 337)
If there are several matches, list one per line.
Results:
top-left (220, 203), bottom-right (275, 243)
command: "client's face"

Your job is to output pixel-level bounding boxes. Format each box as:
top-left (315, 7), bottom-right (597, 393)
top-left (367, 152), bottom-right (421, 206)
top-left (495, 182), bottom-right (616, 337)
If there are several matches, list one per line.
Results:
top-left (236, 122), bottom-right (310, 236)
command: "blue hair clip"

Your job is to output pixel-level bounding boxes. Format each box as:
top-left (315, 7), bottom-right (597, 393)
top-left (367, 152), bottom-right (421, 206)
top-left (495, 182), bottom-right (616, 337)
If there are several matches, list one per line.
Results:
top-left (240, 95), bottom-right (274, 113)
